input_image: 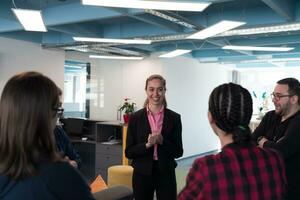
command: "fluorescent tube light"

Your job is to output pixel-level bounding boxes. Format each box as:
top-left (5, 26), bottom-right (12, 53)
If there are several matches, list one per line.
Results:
top-left (82, 0), bottom-right (211, 12)
top-left (159, 49), bottom-right (191, 58)
top-left (89, 55), bottom-right (144, 60)
top-left (73, 37), bottom-right (152, 44)
top-left (12, 8), bottom-right (47, 32)
top-left (223, 45), bottom-right (294, 52)
top-left (219, 22), bottom-right (300, 37)
top-left (187, 20), bottom-right (245, 40)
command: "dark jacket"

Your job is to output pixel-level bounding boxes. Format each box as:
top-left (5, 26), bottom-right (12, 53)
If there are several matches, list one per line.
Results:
top-left (54, 126), bottom-right (82, 168)
top-left (125, 108), bottom-right (183, 175)
top-left (252, 110), bottom-right (300, 199)
top-left (0, 161), bottom-right (94, 200)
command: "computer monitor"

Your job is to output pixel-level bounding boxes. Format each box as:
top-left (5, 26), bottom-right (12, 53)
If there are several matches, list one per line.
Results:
top-left (61, 118), bottom-right (85, 137)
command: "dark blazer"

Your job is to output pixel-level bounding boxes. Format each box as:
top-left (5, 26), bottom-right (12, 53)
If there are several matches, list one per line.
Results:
top-left (125, 108), bottom-right (183, 175)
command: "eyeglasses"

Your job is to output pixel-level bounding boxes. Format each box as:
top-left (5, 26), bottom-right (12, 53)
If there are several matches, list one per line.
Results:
top-left (271, 92), bottom-right (294, 101)
top-left (53, 107), bottom-right (64, 118)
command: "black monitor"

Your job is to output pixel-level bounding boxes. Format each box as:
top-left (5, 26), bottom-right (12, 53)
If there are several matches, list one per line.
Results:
top-left (61, 118), bottom-right (85, 137)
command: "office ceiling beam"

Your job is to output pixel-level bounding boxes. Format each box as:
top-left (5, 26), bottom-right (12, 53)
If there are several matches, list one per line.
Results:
top-left (107, 8), bottom-right (183, 33)
top-left (0, 31), bottom-right (42, 43)
top-left (261, 0), bottom-right (294, 21)
top-left (206, 39), bottom-right (253, 56)
top-left (145, 10), bottom-right (203, 30)
top-left (192, 48), bottom-right (248, 58)
top-left (49, 24), bottom-right (102, 38)
top-left (229, 34), bottom-right (300, 46)
top-left (127, 14), bottom-right (183, 33)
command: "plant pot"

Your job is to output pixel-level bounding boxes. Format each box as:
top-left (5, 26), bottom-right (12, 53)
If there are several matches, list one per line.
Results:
top-left (123, 114), bottom-right (130, 124)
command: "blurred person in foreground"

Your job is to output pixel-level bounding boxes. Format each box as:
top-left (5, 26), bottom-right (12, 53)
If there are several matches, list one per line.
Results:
top-left (0, 71), bottom-right (94, 200)
top-left (178, 82), bottom-right (286, 200)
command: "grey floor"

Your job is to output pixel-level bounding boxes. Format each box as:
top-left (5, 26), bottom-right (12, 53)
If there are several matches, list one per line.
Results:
top-left (176, 149), bottom-right (219, 193)
top-left (135, 150), bottom-right (219, 199)
top-left (177, 149), bottom-right (219, 169)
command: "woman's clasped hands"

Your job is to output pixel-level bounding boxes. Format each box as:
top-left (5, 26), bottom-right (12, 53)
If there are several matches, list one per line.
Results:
top-left (146, 132), bottom-right (163, 148)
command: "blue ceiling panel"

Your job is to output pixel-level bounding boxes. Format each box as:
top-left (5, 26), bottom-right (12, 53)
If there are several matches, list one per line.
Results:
top-left (42, 31), bottom-right (74, 44)
top-left (1, 0), bottom-right (300, 63)
top-left (236, 62), bottom-right (276, 68)
top-left (43, 3), bottom-right (121, 26)
top-left (0, 31), bottom-right (42, 43)
top-left (261, 0), bottom-right (294, 21)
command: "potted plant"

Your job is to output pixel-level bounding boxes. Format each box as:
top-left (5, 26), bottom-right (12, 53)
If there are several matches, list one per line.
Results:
top-left (119, 98), bottom-right (135, 123)
top-left (253, 91), bottom-right (269, 119)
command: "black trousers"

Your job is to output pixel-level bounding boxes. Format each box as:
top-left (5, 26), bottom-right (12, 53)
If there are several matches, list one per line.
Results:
top-left (132, 161), bottom-right (177, 200)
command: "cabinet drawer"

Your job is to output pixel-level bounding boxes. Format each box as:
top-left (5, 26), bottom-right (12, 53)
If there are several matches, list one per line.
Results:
top-left (95, 154), bottom-right (122, 169)
top-left (96, 144), bottom-right (122, 155)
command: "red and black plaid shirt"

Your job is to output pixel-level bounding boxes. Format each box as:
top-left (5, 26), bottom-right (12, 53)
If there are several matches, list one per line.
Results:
top-left (178, 143), bottom-right (286, 200)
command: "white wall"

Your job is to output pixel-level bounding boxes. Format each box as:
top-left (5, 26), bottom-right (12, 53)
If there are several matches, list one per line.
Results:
top-left (67, 52), bottom-right (232, 158)
top-left (120, 55), bottom-right (231, 158)
top-left (0, 37), bottom-right (65, 92)
top-left (0, 38), bottom-right (232, 158)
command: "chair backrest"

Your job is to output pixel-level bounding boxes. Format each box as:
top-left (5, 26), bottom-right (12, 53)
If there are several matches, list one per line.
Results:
top-left (93, 185), bottom-right (133, 200)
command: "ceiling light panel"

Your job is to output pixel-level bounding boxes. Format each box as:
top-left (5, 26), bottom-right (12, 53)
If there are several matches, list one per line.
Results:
top-left (187, 20), bottom-right (245, 40)
top-left (12, 8), bottom-right (47, 32)
top-left (159, 49), bottom-right (191, 58)
top-left (89, 55), bottom-right (144, 60)
top-left (223, 45), bottom-right (294, 52)
top-left (73, 37), bottom-right (152, 44)
top-left (82, 0), bottom-right (211, 12)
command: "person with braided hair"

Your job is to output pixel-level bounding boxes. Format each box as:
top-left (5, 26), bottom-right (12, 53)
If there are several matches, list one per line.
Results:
top-left (253, 77), bottom-right (300, 200)
top-left (178, 83), bottom-right (286, 200)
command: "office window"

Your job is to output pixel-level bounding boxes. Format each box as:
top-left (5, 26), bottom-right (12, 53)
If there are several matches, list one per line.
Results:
top-left (63, 60), bottom-right (90, 118)
top-left (239, 68), bottom-right (300, 115)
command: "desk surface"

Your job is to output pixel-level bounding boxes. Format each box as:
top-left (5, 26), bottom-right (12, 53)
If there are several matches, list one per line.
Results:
top-left (96, 121), bottom-right (124, 126)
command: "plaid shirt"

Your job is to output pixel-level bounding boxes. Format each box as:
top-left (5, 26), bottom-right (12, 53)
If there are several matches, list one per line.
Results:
top-left (178, 143), bottom-right (286, 200)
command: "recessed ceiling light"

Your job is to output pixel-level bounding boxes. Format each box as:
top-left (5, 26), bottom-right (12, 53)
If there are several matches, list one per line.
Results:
top-left (187, 20), bottom-right (245, 40)
top-left (82, 0), bottom-right (211, 12)
top-left (12, 8), bottom-right (47, 32)
top-left (223, 45), bottom-right (294, 52)
top-left (73, 37), bottom-right (152, 44)
top-left (89, 55), bottom-right (144, 60)
top-left (159, 49), bottom-right (191, 58)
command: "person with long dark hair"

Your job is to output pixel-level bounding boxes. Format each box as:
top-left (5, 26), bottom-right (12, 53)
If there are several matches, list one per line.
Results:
top-left (0, 72), bottom-right (94, 200)
top-left (125, 74), bottom-right (183, 200)
top-left (178, 83), bottom-right (286, 200)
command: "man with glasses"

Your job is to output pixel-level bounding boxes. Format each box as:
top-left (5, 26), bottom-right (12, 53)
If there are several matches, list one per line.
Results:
top-left (54, 106), bottom-right (82, 169)
top-left (253, 77), bottom-right (300, 200)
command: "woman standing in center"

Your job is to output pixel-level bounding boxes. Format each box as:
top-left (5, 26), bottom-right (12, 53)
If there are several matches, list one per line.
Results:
top-left (125, 74), bottom-right (183, 200)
